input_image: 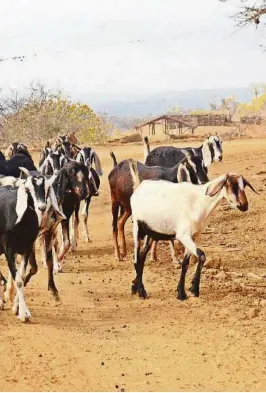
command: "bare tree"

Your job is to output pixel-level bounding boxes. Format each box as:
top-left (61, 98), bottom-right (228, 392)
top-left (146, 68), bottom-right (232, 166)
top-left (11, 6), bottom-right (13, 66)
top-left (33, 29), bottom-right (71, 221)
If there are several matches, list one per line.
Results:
top-left (220, 0), bottom-right (266, 27)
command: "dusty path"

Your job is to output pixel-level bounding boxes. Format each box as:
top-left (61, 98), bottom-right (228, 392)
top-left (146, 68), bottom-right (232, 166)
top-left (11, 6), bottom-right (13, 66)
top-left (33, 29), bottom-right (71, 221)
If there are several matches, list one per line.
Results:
top-left (0, 139), bottom-right (266, 392)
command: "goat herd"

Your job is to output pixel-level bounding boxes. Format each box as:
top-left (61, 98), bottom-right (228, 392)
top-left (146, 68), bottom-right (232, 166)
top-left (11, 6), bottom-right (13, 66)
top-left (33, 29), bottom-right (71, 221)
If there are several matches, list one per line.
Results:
top-left (0, 134), bottom-right (258, 323)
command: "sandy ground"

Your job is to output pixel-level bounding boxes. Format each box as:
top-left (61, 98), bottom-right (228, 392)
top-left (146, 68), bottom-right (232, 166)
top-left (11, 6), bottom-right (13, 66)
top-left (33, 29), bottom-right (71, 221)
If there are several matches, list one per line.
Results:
top-left (0, 138), bottom-right (266, 392)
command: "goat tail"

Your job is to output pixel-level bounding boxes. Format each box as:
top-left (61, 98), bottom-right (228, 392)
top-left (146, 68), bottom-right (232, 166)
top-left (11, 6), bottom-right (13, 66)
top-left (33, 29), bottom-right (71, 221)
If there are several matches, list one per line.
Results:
top-left (93, 152), bottom-right (103, 176)
top-left (143, 136), bottom-right (150, 161)
top-left (110, 151), bottom-right (118, 167)
top-left (128, 159), bottom-right (140, 191)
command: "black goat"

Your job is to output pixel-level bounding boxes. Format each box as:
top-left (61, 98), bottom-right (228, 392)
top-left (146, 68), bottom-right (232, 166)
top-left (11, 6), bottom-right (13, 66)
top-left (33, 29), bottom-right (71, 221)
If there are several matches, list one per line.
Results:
top-left (0, 153), bottom-right (37, 177)
top-left (144, 135), bottom-right (223, 171)
top-left (108, 151), bottom-right (208, 261)
top-left (5, 142), bottom-right (32, 160)
top-left (51, 161), bottom-right (98, 264)
top-left (0, 151), bottom-right (6, 162)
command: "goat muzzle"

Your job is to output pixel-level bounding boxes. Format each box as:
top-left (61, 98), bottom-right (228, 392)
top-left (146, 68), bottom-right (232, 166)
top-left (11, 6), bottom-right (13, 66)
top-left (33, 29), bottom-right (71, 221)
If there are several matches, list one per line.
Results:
top-left (38, 203), bottom-right (47, 212)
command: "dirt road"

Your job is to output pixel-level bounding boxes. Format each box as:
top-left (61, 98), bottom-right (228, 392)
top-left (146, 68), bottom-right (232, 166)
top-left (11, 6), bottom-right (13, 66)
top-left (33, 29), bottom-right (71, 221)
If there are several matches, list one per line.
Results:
top-left (1, 139), bottom-right (266, 391)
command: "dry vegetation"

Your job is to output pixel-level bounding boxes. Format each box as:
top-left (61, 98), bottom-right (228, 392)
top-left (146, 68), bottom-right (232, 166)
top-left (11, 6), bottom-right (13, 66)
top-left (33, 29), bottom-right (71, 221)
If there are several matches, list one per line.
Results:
top-left (0, 83), bottom-right (111, 147)
top-left (0, 138), bottom-right (266, 392)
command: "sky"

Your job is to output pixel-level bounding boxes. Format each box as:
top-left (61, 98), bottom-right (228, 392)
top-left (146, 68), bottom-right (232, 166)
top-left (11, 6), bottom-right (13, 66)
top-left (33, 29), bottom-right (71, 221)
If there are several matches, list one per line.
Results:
top-left (0, 0), bottom-right (266, 108)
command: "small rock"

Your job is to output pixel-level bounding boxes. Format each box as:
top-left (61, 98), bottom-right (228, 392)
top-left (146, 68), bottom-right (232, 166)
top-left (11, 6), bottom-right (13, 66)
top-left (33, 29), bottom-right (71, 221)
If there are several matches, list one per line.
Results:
top-left (259, 299), bottom-right (266, 308)
top-left (215, 270), bottom-right (227, 281)
top-left (101, 361), bottom-right (105, 366)
top-left (204, 258), bottom-right (221, 270)
top-left (247, 308), bottom-right (259, 320)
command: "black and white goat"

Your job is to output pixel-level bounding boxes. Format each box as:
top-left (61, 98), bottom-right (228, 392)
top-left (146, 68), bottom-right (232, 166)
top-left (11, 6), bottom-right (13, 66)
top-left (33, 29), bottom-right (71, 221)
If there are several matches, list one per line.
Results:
top-left (144, 135), bottom-right (223, 171)
top-left (108, 151), bottom-right (209, 261)
top-left (39, 147), bottom-right (52, 167)
top-left (76, 147), bottom-right (103, 176)
top-left (75, 147), bottom-right (102, 242)
top-left (39, 150), bottom-right (68, 176)
top-left (0, 172), bottom-right (64, 322)
top-left (129, 159), bottom-right (258, 300)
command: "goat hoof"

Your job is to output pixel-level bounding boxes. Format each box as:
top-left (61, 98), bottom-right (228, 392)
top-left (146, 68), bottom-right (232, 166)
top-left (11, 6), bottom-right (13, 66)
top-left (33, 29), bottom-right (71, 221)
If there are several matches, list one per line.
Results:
top-left (0, 300), bottom-right (4, 310)
top-left (54, 263), bottom-right (63, 274)
top-left (131, 283), bottom-right (138, 295)
top-left (53, 293), bottom-right (61, 302)
top-left (12, 303), bottom-right (19, 315)
top-left (138, 286), bottom-right (147, 299)
top-left (177, 292), bottom-right (187, 301)
top-left (189, 286), bottom-right (199, 297)
top-left (18, 309), bottom-right (32, 323)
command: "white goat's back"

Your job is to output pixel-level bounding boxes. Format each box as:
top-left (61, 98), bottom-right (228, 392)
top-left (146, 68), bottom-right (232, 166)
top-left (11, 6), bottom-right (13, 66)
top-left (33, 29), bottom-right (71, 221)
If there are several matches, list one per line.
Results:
top-left (130, 180), bottom-right (205, 235)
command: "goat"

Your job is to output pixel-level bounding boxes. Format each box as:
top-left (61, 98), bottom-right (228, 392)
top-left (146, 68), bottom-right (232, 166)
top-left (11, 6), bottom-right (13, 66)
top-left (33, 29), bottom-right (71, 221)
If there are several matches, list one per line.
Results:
top-left (129, 159), bottom-right (258, 300)
top-left (0, 271), bottom-right (7, 310)
top-left (76, 147), bottom-right (103, 176)
top-left (0, 172), bottom-right (63, 322)
top-left (0, 153), bottom-right (37, 177)
top-left (5, 142), bottom-right (29, 160)
top-left (108, 151), bottom-right (209, 261)
top-left (39, 150), bottom-right (67, 176)
top-left (144, 135), bottom-right (223, 171)
top-left (39, 147), bottom-right (52, 167)
top-left (0, 151), bottom-right (6, 162)
top-left (49, 161), bottom-right (97, 266)
top-left (0, 175), bottom-right (25, 187)
top-left (110, 151), bottom-right (118, 167)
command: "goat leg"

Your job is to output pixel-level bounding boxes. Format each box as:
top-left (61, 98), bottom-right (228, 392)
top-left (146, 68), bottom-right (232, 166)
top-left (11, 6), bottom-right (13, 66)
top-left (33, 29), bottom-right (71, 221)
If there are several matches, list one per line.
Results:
top-left (45, 232), bottom-right (60, 301)
top-left (82, 197), bottom-right (91, 242)
top-left (5, 245), bottom-right (31, 322)
top-left (189, 248), bottom-right (206, 297)
top-left (58, 220), bottom-right (70, 261)
top-left (176, 252), bottom-right (190, 301)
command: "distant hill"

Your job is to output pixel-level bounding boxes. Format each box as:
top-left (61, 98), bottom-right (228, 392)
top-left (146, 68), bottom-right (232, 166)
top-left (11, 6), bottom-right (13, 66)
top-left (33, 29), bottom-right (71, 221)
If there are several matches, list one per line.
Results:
top-left (94, 87), bottom-right (254, 129)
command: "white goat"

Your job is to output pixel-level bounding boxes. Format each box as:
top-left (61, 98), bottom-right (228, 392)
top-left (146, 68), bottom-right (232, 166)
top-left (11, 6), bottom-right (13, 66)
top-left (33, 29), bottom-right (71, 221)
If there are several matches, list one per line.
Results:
top-left (0, 176), bottom-right (25, 187)
top-left (129, 159), bottom-right (257, 301)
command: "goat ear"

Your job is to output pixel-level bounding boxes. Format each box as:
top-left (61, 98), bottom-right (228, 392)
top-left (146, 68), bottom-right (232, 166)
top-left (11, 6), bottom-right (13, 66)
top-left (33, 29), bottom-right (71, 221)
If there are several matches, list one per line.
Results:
top-left (205, 175), bottom-right (227, 197)
top-left (181, 149), bottom-right (193, 160)
top-left (19, 166), bottom-right (31, 179)
top-left (177, 165), bottom-right (190, 183)
top-left (54, 168), bottom-right (69, 200)
top-left (93, 152), bottom-right (103, 176)
top-left (48, 185), bottom-right (66, 220)
top-left (202, 141), bottom-right (212, 168)
top-left (15, 185), bottom-right (28, 225)
top-left (243, 178), bottom-right (259, 195)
